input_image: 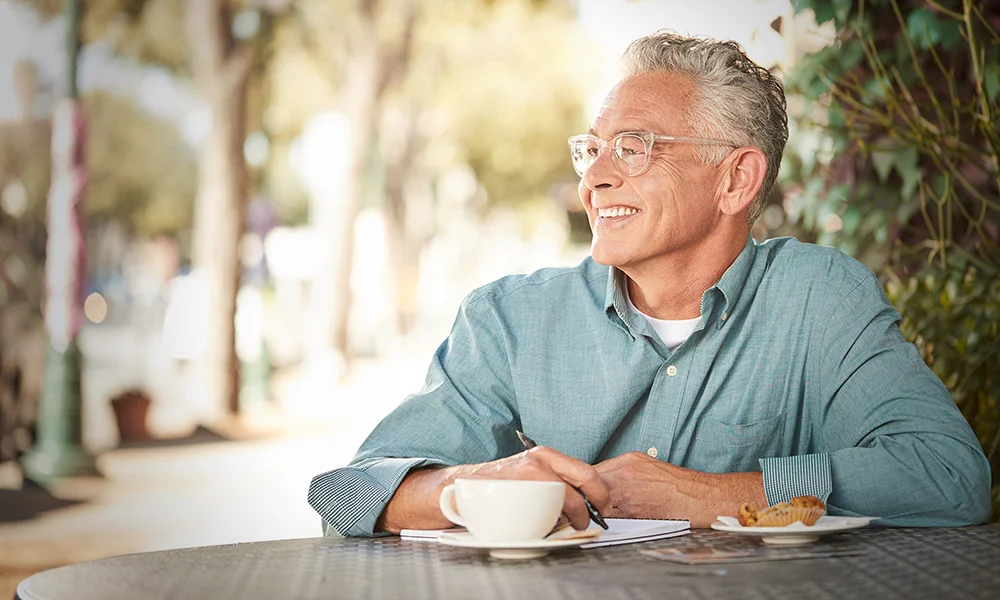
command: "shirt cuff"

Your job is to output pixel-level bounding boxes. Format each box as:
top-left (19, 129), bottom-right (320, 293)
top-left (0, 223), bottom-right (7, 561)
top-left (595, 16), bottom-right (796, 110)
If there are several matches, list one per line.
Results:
top-left (759, 453), bottom-right (833, 505)
top-left (308, 457), bottom-right (445, 537)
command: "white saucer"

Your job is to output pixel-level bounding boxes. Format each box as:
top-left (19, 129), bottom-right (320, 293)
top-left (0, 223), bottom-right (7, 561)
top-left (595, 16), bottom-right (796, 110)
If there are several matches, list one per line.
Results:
top-left (711, 515), bottom-right (876, 545)
top-left (437, 532), bottom-right (591, 559)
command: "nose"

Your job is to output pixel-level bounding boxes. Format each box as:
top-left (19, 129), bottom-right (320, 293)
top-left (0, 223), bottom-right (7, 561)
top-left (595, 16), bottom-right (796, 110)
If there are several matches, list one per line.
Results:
top-left (582, 148), bottom-right (623, 192)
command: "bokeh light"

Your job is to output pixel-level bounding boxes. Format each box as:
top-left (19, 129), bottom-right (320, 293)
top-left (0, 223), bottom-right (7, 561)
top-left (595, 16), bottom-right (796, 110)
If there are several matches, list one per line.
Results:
top-left (83, 292), bottom-right (108, 324)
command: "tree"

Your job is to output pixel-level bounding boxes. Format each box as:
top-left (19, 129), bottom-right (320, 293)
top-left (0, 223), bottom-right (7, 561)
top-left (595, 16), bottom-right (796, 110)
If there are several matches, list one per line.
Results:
top-left (10, 0), bottom-right (282, 418)
top-left (379, 0), bottom-right (590, 335)
top-left (280, 0), bottom-right (589, 349)
top-left (184, 0), bottom-right (253, 417)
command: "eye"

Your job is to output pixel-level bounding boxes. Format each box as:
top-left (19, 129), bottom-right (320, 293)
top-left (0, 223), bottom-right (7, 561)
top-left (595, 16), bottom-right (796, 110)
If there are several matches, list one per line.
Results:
top-left (617, 135), bottom-right (647, 158)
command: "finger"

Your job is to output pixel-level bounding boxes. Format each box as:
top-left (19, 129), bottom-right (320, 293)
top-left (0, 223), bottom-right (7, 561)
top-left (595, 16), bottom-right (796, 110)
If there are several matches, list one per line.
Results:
top-left (561, 485), bottom-right (590, 530)
top-left (528, 447), bottom-right (612, 511)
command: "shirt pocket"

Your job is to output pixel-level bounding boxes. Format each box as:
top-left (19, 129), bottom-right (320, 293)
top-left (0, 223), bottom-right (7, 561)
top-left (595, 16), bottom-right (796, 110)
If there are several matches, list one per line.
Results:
top-left (696, 412), bottom-right (787, 472)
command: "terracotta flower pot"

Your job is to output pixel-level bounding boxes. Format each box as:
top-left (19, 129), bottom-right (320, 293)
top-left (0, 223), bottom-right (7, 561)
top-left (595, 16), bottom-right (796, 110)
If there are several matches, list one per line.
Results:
top-left (110, 390), bottom-right (152, 443)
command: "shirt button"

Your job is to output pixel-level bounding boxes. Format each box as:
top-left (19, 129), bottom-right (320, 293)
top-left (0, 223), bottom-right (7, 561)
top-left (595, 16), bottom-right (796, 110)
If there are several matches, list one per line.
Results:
top-left (721, 312), bottom-right (728, 321)
top-left (666, 365), bottom-right (678, 377)
top-left (647, 447), bottom-right (658, 458)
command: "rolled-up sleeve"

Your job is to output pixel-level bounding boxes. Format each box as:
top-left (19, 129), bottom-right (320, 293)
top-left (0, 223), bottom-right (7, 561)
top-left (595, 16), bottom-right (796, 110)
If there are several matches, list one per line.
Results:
top-left (307, 292), bottom-right (521, 537)
top-left (811, 274), bottom-right (991, 525)
top-left (759, 453), bottom-right (833, 506)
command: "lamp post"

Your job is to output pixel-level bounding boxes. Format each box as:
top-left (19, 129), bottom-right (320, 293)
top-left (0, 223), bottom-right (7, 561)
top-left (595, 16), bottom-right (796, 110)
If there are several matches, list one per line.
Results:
top-left (21, 0), bottom-right (99, 482)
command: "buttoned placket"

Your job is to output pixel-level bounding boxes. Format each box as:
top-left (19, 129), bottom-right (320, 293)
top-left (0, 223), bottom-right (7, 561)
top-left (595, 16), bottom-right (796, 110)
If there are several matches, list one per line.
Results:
top-left (636, 344), bottom-right (692, 462)
top-left (633, 289), bottom-right (731, 462)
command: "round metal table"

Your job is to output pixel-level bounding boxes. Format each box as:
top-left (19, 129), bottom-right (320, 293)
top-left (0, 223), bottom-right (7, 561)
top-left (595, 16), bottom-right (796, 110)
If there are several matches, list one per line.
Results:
top-left (16, 525), bottom-right (1000, 599)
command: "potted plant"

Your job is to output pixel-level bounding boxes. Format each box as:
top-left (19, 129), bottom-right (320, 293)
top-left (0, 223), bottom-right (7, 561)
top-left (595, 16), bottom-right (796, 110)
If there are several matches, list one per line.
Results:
top-left (110, 389), bottom-right (152, 443)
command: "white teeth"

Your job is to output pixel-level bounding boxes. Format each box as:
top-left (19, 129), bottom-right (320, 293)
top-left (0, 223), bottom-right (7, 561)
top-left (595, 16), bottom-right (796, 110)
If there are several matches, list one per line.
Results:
top-left (598, 206), bottom-right (637, 218)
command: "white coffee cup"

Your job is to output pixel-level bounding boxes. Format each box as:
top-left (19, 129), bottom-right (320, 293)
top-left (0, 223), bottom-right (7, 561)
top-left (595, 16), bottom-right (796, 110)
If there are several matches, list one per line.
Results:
top-left (438, 479), bottom-right (564, 543)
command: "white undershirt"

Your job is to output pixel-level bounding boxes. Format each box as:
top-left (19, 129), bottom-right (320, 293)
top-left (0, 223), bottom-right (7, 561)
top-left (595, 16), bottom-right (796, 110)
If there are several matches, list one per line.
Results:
top-left (626, 289), bottom-right (701, 351)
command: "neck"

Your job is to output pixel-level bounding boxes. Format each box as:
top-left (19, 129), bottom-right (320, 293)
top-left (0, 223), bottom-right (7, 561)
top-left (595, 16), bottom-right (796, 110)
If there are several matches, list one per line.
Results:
top-left (623, 229), bottom-right (747, 320)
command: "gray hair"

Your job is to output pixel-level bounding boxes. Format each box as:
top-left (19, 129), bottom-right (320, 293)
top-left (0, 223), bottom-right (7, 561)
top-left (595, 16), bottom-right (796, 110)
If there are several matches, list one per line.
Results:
top-left (621, 31), bottom-right (788, 226)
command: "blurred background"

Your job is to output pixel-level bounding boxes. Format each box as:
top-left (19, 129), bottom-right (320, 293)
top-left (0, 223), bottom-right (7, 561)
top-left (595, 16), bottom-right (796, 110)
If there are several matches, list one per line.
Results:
top-left (0, 0), bottom-right (997, 594)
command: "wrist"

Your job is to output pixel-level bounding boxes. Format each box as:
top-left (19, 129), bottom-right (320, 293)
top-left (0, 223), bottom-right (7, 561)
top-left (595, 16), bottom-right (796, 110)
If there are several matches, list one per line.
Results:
top-left (376, 465), bottom-right (462, 533)
top-left (691, 470), bottom-right (766, 528)
top-left (719, 471), bottom-right (767, 509)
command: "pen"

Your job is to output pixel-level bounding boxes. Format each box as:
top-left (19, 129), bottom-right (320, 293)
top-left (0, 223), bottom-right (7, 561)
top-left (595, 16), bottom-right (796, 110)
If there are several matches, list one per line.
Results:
top-left (515, 429), bottom-right (609, 530)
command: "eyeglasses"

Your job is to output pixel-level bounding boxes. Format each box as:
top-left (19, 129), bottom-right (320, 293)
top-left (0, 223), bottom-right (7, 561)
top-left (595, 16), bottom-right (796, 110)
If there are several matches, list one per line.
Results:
top-left (567, 132), bottom-right (736, 177)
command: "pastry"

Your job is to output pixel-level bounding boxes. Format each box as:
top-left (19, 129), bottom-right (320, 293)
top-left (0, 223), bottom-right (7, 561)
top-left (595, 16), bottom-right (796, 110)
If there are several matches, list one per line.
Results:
top-left (737, 503), bottom-right (758, 527)
top-left (737, 495), bottom-right (826, 527)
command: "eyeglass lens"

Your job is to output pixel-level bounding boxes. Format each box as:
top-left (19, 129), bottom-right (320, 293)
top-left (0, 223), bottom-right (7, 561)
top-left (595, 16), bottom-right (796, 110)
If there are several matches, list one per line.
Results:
top-left (569, 134), bottom-right (649, 177)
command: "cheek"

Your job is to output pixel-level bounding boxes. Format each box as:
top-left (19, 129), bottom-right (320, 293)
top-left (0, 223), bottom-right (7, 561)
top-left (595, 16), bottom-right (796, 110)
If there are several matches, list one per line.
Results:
top-left (628, 178), bottom-right (672, 214)
top-left (578, 180), bottom-right (591, 208)
top-left (578, 181), bottom-right (596, 226)
top-left (639, 161), bottom-right (714, 213)
top-left (646, 156), bottom-right (686, 180)
top-left (631, 162), bottom-right (683, 208)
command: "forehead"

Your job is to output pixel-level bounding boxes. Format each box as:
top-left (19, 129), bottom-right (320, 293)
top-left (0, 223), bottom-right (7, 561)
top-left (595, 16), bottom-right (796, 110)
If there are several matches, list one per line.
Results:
top-left (590, 71), bottom-right (696, 136)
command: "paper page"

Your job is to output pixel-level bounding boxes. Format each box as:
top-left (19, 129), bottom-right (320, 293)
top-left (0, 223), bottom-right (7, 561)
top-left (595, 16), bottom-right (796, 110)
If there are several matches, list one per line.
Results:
top-left (401, 518), bottom-right (690, 547)
top-left (580, 518), bottom-right (690, 548)
top-left (581, 528), bottom-right (690, 549)
top-left (400, 527), bottom-right (465, 540)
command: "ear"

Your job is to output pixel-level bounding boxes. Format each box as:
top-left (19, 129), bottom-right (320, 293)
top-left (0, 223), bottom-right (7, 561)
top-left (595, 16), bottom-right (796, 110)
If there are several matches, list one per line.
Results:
top-left (716, 147), bottom-right (767, 217)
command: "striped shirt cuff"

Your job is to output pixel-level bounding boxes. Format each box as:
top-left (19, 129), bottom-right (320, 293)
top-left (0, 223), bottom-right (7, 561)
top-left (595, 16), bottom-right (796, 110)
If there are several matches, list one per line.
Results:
top-left (759, 453), bottom-right (833, 505)
top-left (308, 457), bottom-right (443, 537)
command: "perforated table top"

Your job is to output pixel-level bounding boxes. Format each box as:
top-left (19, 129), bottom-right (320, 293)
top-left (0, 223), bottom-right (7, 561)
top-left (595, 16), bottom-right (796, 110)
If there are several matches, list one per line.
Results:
top-left (16, 525), bottom-right (1000, 600)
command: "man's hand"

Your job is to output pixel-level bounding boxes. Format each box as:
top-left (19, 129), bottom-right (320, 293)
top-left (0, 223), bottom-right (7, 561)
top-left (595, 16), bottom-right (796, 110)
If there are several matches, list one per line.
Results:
top-left (377, 446), bottom-right (611, 534)
top-left (595, 452), bottom-right (767, 528)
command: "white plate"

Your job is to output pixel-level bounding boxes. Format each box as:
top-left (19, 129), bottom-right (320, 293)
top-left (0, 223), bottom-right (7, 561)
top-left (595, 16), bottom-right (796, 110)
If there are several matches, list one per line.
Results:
top-left (711, 515), bottom-right (876, 545)
top-left (437, 532), bottom-right (592, 559)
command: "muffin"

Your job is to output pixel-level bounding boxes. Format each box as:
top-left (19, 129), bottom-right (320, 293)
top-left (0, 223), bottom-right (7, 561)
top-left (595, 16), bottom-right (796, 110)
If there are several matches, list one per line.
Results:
top-left (754, 502), bottom-right (793, 527)
top-left (737, 503), bottom-right (758, 527)
top-left (737, 495), bottom-right (826, 527)
top-left (786, 495), bottom-right (826, 526)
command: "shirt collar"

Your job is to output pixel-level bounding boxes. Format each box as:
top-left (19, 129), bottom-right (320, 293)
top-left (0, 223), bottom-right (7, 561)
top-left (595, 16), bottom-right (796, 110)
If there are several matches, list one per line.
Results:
top-left (709, 235), bottom-right (757, 319)
top-left (603, 235), bottom-right (757, 332)
top-left (604, 266), bottom-right (636, 337)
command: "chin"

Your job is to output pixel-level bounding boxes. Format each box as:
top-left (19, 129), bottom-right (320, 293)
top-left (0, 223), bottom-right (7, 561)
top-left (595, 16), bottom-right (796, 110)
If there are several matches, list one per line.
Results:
top-left (590, 244), bottom-right (629, 268)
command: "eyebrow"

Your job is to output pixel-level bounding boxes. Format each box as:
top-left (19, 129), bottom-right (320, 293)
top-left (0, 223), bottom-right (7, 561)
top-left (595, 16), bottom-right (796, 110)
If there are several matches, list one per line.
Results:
top-left (586, 127), bottom-right (653, 137)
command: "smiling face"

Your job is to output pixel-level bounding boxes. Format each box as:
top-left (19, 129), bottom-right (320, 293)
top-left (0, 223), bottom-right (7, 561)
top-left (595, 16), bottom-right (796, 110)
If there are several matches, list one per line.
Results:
top-left (579, 71), bottom-right (727, 270)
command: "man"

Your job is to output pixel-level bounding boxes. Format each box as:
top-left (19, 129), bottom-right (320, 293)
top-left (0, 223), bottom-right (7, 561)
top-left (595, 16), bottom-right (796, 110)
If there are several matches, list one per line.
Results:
top-left (309, 32), bottom-right (991, 537)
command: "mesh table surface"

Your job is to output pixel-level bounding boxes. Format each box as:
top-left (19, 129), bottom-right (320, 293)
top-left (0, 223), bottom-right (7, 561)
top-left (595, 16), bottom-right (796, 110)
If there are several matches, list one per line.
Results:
top-left (16, 525), bottom-right (1000, 600)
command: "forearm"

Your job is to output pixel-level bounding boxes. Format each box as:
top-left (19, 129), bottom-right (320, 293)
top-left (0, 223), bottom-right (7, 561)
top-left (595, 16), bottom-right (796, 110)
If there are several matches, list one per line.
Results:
top-left (814, 276), bottom-right (991, 525)
top-left (376, 465), bottom-right (471, 534)
top-left (597, 453), bottom-right (767, 528)
top-left (827, 435), bottom-right (991, 526)
top-left (682, 471), bottom-right (767, 527)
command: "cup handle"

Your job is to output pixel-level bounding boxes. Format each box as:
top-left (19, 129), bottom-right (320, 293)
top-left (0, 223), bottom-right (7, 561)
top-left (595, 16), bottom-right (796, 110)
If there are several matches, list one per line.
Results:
top-left (438, 484), bottom-right (465, 526)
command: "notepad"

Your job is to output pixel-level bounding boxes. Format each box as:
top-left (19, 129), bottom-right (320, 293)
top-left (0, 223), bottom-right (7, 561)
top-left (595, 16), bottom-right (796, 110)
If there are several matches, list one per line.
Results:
top-left (400, 518), bottom-right (690, 549)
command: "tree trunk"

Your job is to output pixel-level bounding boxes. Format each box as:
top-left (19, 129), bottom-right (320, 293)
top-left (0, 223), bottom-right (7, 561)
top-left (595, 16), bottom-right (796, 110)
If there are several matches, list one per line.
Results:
top-left (383, 111), bottom-right (427, 337)
top-left (185, 0), bottom-right (251, 417)
top-left (328, 0), bottom-right (418, 359)
top-left (323, 0), bottom-right (382, 361)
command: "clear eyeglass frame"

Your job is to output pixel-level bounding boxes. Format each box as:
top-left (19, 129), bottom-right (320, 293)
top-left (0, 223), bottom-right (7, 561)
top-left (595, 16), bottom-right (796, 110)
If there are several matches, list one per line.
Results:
top-left (567, 131), bottom-right (736, 177)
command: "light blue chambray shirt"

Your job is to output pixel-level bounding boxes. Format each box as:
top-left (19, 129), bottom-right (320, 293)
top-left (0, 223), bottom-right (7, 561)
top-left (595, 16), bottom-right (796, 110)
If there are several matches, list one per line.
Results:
top-left (309, 237), bottom-right (991, 536)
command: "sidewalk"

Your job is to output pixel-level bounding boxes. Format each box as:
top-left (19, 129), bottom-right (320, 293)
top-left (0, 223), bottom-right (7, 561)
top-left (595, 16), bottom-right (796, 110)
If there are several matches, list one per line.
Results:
top-left (0, 353), bottom-right (430, 599)
top-left (0, 430), bottom-right (348, 597)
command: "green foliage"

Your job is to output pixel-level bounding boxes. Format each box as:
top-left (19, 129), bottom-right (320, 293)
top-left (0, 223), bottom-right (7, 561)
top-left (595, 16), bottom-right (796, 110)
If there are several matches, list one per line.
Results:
top-left (83, 91), bottom-right (196, 235)
top-left (267, 0), bottom-right (588, 218)
top-left (887, 262), bottom-right (999, 481)
top-left (786, 0), bottom-right (1000, 517)
top-left (420, 0), bottom-right (589, 209)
